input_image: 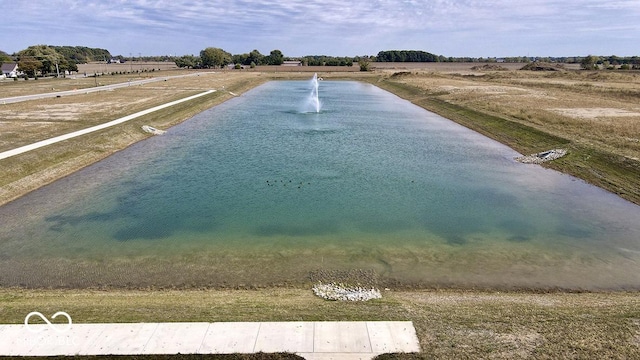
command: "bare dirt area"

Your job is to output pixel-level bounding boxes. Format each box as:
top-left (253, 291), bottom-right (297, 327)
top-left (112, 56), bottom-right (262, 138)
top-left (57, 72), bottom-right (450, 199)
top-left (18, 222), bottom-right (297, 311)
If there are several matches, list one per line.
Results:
top-left (0, 73), bottom-right (214, 152)
top-left (77, 61), bottom-right (179, 75)
top-left (252, 65), bottom-right (359, 72)
top-left (0, 69), bottom-right (188, 99)
top-left (371, 61), bottom-right (523, 72)
top-left (371, 61), bottom-right (581, 73)
top-left (550, 107), bottom-right (640, 119)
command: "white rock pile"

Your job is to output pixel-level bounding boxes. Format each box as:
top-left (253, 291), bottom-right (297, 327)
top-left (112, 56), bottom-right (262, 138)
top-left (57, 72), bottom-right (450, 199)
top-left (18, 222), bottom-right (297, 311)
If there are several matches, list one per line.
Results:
top-left (141, 125), bottom-right (166, 135)
top-left (312, 282), bottom-right (382, 301)
top-left (515, 148), bottom-right (567, 164)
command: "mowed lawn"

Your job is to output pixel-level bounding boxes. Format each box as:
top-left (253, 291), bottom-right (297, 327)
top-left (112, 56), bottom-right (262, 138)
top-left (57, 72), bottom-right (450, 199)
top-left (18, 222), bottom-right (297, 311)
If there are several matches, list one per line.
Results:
top-left (1, 288), bottom-right (639, 359)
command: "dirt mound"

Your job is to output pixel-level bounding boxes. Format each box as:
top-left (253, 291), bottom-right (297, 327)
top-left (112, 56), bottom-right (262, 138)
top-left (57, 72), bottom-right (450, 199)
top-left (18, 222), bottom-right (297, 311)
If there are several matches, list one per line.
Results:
top-left (470, 64), bottom-right (508, 71)
top-left (390, 71), bottom-right (413, 78)
top-left (520, 62), bottom-right (566, 71)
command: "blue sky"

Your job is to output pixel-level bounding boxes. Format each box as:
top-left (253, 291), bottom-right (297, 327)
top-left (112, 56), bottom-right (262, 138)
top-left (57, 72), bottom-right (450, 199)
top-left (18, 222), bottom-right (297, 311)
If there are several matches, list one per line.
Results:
top-left (2, 0), bottom-right (638, 58)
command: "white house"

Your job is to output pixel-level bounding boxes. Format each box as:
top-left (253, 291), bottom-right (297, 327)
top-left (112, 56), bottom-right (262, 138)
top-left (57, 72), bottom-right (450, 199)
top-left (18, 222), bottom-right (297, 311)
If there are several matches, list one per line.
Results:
top-left (1, 63), bottom-right (20, 78)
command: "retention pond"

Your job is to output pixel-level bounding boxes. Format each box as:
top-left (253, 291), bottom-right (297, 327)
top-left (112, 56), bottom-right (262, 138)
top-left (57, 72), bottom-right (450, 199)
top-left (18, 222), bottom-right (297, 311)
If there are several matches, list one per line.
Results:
top-left (1, 80), bottom-right (639, 289)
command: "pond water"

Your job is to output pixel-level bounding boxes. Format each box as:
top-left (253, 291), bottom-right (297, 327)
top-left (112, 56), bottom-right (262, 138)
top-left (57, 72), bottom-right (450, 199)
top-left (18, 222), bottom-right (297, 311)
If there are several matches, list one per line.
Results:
top-left (1, 80), bottom-right (639, 289)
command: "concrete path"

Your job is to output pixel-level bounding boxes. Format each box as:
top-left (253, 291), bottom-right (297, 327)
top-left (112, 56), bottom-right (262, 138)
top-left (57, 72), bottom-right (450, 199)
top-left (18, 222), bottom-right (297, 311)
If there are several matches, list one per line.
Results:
top-left (0, 321), bottom-right (420, 359)
top-left (0, 90), bottom-right (215, 161)
top-left (0, 72), bottom-right (210, 104)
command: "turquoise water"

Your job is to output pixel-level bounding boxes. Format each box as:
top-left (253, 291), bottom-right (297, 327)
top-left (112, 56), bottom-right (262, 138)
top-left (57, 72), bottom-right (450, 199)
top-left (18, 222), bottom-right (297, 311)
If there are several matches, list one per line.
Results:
top-left (1, 80), bottom-right (639, 289)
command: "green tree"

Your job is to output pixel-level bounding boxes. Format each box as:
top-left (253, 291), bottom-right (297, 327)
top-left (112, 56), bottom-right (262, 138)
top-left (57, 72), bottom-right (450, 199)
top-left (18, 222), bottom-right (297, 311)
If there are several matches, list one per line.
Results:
top-left (18, 45), bottom-right (65, 75)
top-left (0, 50), bottom-right (12, 65)
top-left (358, 58), bottom-right (370, 71)
top-left (175, 55), bottom-right (199, 68)
top-left (376, 50), bottom-right (439, 62)
top-left (580, 55), bottom-right (599, 70)
top-left (267, 49), bottom-right (284, 65)
top-left (51, 46), bottom-right (111, 64)
top-left (232, 53), bottom-right (249, 66)
top-left (59, 60), bottom-right (78, 73)
top-left (200, 47), bottom-right (231, 68)
top-left (18, 57), bottom-right (42, 77)
top-left (246, 49), bottom-right (264, 66)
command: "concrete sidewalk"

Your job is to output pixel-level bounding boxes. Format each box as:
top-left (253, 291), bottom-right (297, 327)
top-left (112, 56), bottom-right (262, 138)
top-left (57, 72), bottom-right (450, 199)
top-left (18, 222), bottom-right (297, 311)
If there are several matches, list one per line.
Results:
top-left (0, 321), bottom-right (420, 359)
top-left (0, 90), bottom-right (215, 160)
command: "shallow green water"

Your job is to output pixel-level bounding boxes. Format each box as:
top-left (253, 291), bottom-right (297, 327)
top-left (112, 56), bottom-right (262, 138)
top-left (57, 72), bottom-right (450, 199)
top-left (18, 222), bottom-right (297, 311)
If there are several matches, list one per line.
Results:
top-left (1, 80), bottom-right (639, 289)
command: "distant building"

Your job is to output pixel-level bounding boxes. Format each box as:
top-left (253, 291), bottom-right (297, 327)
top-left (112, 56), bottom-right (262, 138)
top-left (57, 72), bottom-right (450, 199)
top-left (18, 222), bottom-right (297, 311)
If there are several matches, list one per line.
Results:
top-left (108, 58), bottom-right (121, 64)
top-left (1, 63), bottom-right (20, 78)
top-left (282, 61), bottom-right (302, 66)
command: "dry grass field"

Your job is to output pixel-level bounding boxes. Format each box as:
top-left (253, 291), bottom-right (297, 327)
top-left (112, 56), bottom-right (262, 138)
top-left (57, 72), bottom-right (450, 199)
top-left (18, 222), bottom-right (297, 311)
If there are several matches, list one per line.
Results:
top-left (0, 62), bottom-right (181, 98)
top-left (77, 61), bottom-right (179, 74)
top-left (385, 69), bottom-right (640, 160)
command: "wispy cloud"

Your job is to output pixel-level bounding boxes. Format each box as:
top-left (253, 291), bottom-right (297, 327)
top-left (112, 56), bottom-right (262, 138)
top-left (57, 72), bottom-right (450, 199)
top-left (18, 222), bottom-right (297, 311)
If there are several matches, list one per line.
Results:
top-left (1, 0), bottom-right (638, 56)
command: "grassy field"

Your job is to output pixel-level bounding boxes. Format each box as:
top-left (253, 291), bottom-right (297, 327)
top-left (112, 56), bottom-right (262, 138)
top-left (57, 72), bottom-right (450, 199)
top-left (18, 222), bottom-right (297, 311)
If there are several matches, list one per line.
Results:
top-left (1, 64), bottom-right (640, 358)
top-left (1, 288), bottom-right (639, 359)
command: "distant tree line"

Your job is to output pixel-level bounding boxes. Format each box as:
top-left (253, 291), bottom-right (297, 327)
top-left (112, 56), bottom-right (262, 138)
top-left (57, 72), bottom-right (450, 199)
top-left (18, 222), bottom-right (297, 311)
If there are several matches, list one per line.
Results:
top-left (374, 51), bottom-right (640, 68)
top-left (50, 46), bottom-right (111, 64)
top-left (170, 48), bottom-right (640, 70)
top-left (376, 50), bottom-right (441, 62)
top-left (174, 48), bottom-right (289, 69)
top-left (174, 48), bottom-right (366, 69)
top-left (302, 55), bottom-right (354, 66)
top-left (1, 45), bottom-right (114, 77)
top-left (4, 45), bottom-right (640, 75)
top-left (16, 45), bottom-right (83, 76)
top-left (578, 54), bottom-right (640, 70)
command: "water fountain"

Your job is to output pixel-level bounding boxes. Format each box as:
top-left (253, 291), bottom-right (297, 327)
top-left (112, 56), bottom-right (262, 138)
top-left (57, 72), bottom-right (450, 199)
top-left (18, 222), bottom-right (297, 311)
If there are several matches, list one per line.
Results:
top-left (305, 73), bottom-right (321, 113)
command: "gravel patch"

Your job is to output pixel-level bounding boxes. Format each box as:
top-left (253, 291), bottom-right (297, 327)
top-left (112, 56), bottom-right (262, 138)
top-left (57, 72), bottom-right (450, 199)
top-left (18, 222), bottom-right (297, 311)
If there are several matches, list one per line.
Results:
top-left (312, 282), bottom-right (382, 301)
top-left (515, 149), bottom-right (567, 164)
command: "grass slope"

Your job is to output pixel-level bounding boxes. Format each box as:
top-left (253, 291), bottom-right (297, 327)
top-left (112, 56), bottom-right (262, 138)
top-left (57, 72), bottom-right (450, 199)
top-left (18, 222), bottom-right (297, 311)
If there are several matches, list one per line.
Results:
top-left (1, 289), bottom-right (639, 359)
